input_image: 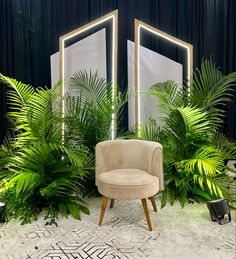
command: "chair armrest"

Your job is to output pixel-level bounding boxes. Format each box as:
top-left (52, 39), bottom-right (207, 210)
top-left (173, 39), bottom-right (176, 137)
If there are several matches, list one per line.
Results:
top-left (95, 144), bottom-right (105, 186)
top-left (151, 145), bottom-right (164, 191)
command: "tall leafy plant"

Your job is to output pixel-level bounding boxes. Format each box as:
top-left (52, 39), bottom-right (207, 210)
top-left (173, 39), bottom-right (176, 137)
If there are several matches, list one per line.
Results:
top-left (64, 71), bottom-right (127, 150)
top-left (134, 60), bottom-right (236, 207)
top-left (0, 74), bottom-right (93, 225)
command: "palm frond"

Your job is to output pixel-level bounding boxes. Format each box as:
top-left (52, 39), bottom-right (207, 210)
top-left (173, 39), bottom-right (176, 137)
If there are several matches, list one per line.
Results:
top-left (28, 87), bottom-right (54, 142)
top-left (138, 120), bottom-right (161, 142)
top-left (149, 80), bottom-right (187, 111)
top-left (165, 106), bottom-right (212, 144)
top-left (70, 70), bottom-right (112, 106)
top-left (40, 177), bottom-right (81, 198)
top-left (192, 174), bottom-right (223, 197)
top-left (190, 59), bottom-right (236, 118)
top-left (65, 70), bottom-right (128, 151)
top-left (180, 146), bottom-right (224, 176)
top-left (211, 131), bottom-right (236, 160)
top-left (4, 172), bottom-right (41, 198)
top-left (0, 74), bottom-right (35, 109)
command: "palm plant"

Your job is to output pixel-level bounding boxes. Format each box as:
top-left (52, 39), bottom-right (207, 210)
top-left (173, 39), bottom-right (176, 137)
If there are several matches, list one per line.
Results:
top-left (0, 74), bottom-right (93, 225)
top-left (135, 60), bottom-right (236, 207)
top-left (64, 70), bottom-right (127, 151)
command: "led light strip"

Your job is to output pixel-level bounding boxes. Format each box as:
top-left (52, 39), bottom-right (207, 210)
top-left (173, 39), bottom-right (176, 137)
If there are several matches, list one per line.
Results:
top-left (134, 19), bottom-right (193, 137)
top-left (59, 10), bottom-right (118, 142)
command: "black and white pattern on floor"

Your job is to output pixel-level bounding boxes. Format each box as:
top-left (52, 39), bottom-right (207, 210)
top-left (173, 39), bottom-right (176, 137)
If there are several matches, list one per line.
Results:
top-left (0, 194), bottom-right (235, 259)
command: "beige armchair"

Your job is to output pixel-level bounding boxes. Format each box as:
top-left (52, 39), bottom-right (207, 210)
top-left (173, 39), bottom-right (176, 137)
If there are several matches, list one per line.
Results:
top-left (96, 139), bottom-right (164, 231)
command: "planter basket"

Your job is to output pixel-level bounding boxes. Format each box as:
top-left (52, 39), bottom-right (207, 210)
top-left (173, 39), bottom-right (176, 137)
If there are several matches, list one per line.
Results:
top-left (206, 198), bottom-right (231, 225)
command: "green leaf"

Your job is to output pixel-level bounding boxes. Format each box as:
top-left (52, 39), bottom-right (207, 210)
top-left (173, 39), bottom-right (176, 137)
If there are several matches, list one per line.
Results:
top-left (161, 190), bottom-right (168, 208)
top-left (192, 188), bottom-right (212, 201)
top-left (67, 202), bottom-right (81, 220)
top-left (58, 203), bottom-right (68, 217)
top-left (79, 205), bottom-right (90, 215)
top-left (169, 188), bottom-right (176, 206)
top-left (15, 172), bottom-right (40, 197)
top-left (179, 189), bottom-right (187, 208)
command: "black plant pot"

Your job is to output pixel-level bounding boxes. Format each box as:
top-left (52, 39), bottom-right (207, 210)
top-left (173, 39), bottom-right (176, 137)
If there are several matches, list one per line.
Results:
top-left (0, 202), bottom-right (6, 222)
top-left (206, 198), bottom-right (231, 225)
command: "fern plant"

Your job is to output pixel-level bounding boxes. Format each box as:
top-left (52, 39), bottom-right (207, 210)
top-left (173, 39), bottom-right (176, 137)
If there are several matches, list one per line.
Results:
top-left (134, 60), bottom-right (236, 207)
top-left (0, 74), bottom-right (93, 225)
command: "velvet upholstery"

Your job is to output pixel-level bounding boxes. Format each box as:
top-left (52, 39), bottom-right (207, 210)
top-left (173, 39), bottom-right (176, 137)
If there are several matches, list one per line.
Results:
top-left (96, 140), bottom-right (164, 200)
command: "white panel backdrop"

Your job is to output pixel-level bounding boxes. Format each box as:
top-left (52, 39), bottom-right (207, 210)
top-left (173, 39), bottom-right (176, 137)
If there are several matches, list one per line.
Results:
top-left (128, 40), bottom-right (183, 129)
top-left (50, 29), bottom-right (107, 92)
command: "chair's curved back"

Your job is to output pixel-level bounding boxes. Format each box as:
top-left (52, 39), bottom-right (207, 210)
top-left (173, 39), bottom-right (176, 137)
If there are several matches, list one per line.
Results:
top-left (96, 139), bottom-right (164, 190)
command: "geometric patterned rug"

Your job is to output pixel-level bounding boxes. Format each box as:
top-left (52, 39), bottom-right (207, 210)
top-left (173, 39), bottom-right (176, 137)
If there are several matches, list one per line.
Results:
top-left (0, 195), bottom-right (235, 259)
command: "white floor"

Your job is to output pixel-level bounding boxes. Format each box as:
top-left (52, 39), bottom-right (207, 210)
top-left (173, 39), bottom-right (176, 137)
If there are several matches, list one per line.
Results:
top-left (0, 197), bottom-right (235, 259)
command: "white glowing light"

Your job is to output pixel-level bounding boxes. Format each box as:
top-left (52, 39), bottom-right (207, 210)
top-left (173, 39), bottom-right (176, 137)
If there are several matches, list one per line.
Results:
top-left (137, 24), bottom-right (141, 137)
top-left (60, 11), bottom-right (118, 142)
top-left (136, 21), bottom-right (193, 137)
top-left (139, 24), bottom-right (192, 83)
top-left (111, 13), bottom-right (116, 140)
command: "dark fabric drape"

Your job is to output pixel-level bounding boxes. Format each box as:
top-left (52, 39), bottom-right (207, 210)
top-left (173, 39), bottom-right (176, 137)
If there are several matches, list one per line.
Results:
top-left (0, 0), bottom-right (235, 143)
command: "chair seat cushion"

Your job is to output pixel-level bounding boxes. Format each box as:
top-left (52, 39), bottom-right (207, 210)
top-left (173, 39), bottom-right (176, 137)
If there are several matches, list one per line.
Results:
top-left (97, 169), bottom-right (159, 200)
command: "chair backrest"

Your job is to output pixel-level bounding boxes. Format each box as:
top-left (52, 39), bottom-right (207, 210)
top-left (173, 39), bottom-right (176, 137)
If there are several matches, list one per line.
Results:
top-left (96, 139), bottom-right (164, 190)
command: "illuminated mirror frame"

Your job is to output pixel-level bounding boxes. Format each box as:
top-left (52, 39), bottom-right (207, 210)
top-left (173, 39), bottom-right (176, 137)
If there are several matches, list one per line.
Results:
top-left (134, 19), bottom-right (193, 136)
top-left (59, 10), bottom-right (118, 140)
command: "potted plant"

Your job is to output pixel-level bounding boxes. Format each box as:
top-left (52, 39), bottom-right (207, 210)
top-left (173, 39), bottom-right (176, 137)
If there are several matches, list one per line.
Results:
top-left (130, 60), bottom-right (236, 208)
top-left (0, 75), bottom-right (93, 225)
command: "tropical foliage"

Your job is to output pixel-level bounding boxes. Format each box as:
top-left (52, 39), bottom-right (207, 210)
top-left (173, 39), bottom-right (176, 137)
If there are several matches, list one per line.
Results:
top-left (0, 74), bottom-right (93, 225)
top-left (0, 70), bottom-right (127, 224)
top-left (132, 60), bottom-right (236, 207)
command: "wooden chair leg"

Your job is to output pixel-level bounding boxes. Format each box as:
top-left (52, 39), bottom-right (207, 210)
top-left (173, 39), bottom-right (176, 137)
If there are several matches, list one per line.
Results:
top-left (110, 199), bottom-right (115, 208)
top-left (98, 196), bottom-right (108, 226)
top-left (149, 196), bottom-right (157, 212)
top-left (141, 198), bottom-right (152, 231)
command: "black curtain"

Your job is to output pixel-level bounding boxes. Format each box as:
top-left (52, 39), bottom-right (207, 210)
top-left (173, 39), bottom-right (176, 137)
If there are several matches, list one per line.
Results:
top-left (0, 0), bottom-right (235, 143)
